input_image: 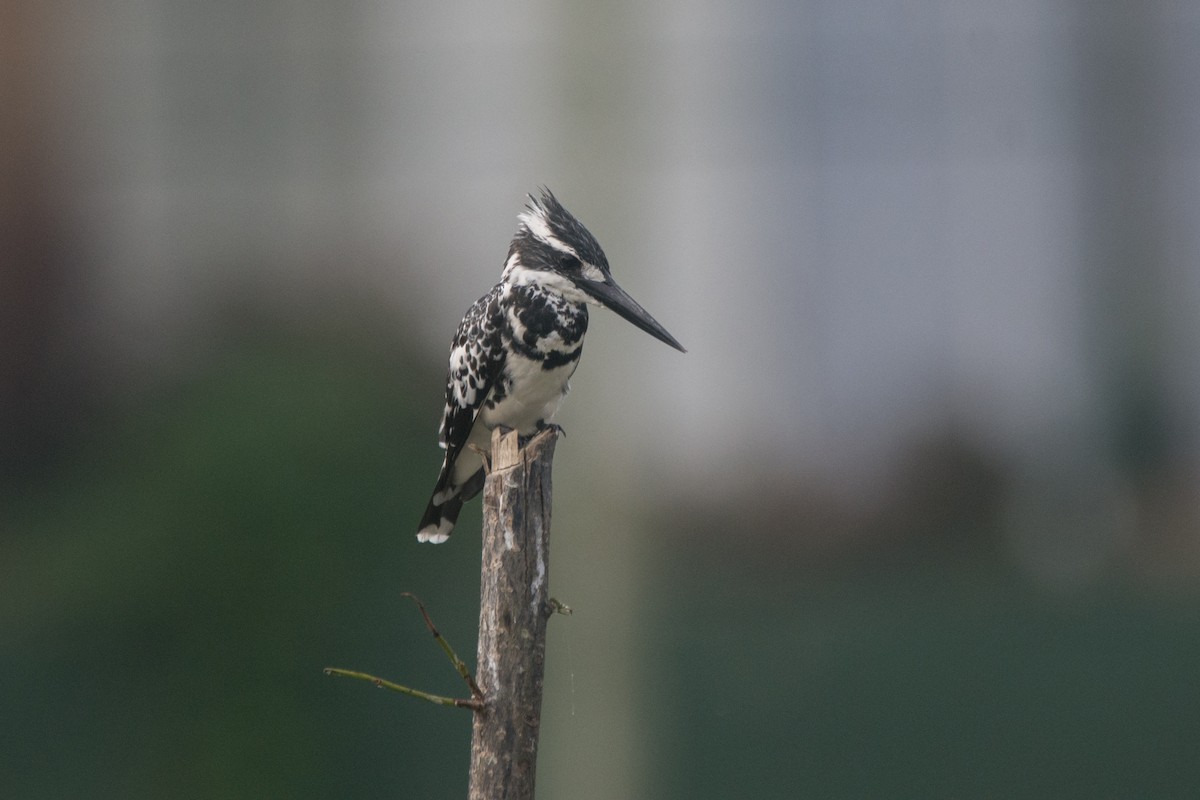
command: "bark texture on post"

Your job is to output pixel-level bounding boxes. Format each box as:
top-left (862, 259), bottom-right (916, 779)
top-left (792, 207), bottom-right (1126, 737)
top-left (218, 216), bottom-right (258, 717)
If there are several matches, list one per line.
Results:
top-left (468, 426), bottom-right (557, 800)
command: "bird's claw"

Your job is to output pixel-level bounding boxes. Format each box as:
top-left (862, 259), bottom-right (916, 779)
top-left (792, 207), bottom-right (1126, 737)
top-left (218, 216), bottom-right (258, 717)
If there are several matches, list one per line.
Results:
top-left (536, 421), bottom-right (566, 438)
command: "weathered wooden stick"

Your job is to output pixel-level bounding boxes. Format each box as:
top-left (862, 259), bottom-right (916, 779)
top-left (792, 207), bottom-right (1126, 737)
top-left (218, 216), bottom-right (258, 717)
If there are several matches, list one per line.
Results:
top-left (467, 426), bottom-right (558, 800)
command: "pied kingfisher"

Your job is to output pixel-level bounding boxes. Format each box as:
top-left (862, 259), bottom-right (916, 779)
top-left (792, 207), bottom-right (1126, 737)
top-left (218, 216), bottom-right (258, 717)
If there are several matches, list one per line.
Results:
top-left (417, 189), bottom-right (685, 543)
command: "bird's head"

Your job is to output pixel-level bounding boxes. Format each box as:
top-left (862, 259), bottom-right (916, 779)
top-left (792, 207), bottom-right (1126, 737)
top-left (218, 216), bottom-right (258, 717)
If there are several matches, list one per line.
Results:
top-left (502, 188), bottom-right (686, 353)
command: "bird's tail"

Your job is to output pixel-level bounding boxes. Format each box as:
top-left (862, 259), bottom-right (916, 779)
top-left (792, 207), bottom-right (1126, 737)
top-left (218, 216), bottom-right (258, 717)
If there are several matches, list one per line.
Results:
top-left (416, 493), bottom-right (462, 544)
top-left (415, 466), bottom-right (485, 544)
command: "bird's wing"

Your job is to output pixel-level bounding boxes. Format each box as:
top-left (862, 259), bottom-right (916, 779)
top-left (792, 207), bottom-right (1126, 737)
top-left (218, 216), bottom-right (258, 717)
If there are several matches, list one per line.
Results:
top-left (437, 286), bottom-right (505, 481)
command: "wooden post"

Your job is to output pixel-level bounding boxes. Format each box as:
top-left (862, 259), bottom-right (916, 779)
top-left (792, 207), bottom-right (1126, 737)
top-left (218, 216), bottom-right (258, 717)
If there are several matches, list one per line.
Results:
top-left (467, 426), bottom-right (557, 800)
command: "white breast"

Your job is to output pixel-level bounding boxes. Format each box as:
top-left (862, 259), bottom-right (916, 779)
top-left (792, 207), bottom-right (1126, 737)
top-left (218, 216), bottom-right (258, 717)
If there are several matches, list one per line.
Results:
top-left (450, 353), bottom-right (575, 487)
top-left (480, 351), bottom-right (575, 434)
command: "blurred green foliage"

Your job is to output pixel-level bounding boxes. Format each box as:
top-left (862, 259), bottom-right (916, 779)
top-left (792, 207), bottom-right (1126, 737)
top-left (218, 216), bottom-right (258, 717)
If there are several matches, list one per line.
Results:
top-left (1, 314), bottom-right (484, 799)
top-left (644, 550), bottom-right (1200, 799)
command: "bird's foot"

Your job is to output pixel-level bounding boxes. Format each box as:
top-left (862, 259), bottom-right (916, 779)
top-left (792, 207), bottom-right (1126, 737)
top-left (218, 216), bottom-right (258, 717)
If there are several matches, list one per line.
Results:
top-left (517, 422), bottom-right (562, 446)
top-left (534, 421), bottom-right (566, 439)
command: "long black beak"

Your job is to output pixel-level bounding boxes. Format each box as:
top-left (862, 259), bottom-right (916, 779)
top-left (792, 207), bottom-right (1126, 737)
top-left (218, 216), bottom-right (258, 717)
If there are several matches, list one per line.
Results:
top-left (577, 277), bottom-right (686, 353)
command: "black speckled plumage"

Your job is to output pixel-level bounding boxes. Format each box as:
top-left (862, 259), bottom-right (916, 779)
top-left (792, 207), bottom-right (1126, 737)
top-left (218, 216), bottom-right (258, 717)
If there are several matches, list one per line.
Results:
top-left (417, 189), bottom-right (684, 543)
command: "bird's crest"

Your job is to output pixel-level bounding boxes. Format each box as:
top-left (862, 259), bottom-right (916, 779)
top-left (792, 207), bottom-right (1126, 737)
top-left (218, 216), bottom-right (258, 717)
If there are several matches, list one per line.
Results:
top-left (516, 188), bottom-right (608, 269)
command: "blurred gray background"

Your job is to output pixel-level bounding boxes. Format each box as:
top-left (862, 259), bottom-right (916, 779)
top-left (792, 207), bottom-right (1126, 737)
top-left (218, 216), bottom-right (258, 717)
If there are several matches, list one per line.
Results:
top-left (4, 2), bottom-right (1200, 798)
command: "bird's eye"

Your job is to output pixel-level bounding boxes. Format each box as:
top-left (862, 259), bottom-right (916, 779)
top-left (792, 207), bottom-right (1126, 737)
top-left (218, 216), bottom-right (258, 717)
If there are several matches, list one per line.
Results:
top-left (558, 254), bottom-right (581, 271)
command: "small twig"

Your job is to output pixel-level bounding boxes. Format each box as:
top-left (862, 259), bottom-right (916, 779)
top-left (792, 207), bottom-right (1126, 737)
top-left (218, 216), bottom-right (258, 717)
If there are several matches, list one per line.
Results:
top-left (467, 442), bottom-right (492, 473)
top-left (548, 598), bottom-right (573, 616)
top-left (402, 592), bottom-right (484, 702)
top-left (324, 592), bottom-right (485, 711)
top-left (323, 668), bottom-right (483, 710)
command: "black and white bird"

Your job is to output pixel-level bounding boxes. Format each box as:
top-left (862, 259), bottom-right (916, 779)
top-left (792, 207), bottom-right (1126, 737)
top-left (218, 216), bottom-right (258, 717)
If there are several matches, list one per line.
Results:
top-left (417, 189), bottom-right (685, 543)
